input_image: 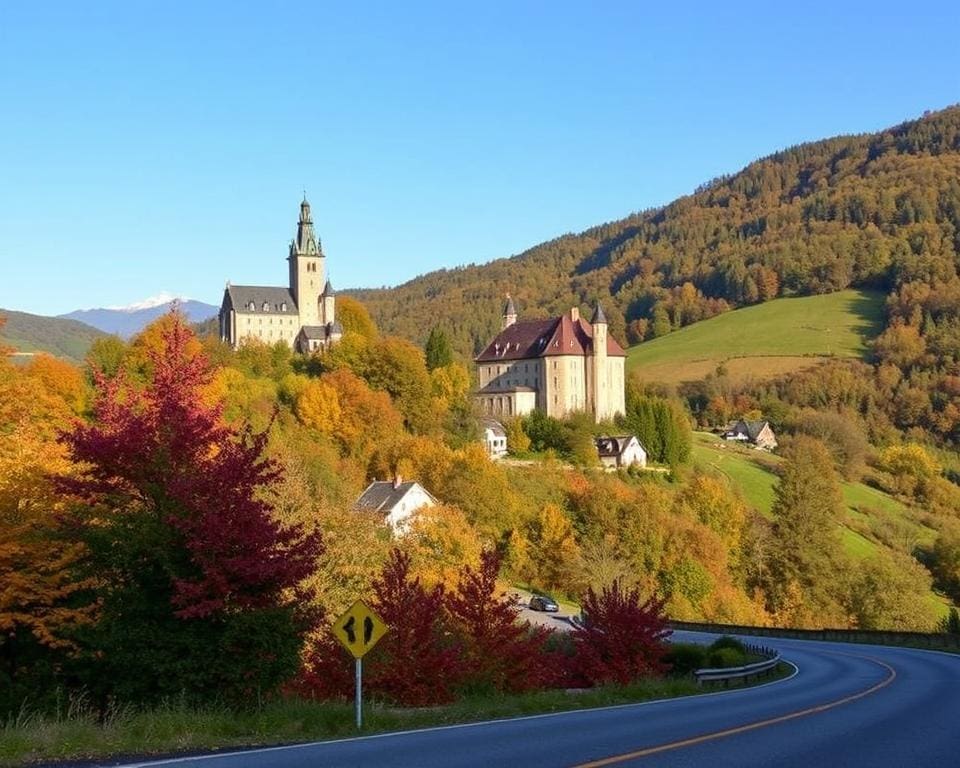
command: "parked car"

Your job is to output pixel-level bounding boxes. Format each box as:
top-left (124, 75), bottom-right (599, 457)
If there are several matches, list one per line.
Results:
top-left (529, 594), bottom-right (559, 612)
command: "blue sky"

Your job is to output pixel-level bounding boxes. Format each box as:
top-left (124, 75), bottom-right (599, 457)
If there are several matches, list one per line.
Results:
top-left (2, 2), bottom-right (959, 315)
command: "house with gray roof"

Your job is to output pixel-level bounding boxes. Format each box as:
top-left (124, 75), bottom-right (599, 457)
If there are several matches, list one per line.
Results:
top-left (595, 435), bottom-right (647, 468)
top-left (724, 419), bottom-right (778, 451)
top-left (354, 477), bottom-right (437, 533)
top-left (219, 198), bottom-right (342, 353)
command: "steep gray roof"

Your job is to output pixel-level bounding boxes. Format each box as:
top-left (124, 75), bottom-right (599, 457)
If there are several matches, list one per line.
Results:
top-left (590, 301), bottom-right (608, 325)
top-left (299, 325), bottom-right (329, 341)
top-left (733, 420), bottom-right (772, 441)
top-left (480, 417), bottom-right (507, 437)
top-left (354, 481), bottom-right (432, 514)
top-left (595, 435), bottom-right (640, 458)
top-left (322, 279), bottom-right (336, 297)
top-left (224, 285), bottom-right (298, 315)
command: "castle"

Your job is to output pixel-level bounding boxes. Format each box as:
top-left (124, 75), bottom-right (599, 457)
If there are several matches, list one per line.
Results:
top-left (474, 297), bottom-right (626, 421)
top-left (219, 198), bottom-right (342, 352)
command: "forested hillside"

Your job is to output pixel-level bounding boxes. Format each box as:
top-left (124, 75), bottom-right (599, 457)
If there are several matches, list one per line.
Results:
top-left (0, 309), bottom-right (106, 362)
top-left (352, 106), bottom-right (960, 445)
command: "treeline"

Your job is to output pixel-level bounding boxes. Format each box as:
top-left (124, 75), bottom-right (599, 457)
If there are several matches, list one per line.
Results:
top-left (351, 105), bottom-right (960, 447)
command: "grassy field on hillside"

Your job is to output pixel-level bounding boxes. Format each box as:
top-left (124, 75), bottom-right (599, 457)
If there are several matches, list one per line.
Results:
top-left (627, 290), bottom-right (884, 384)
top-left (691, 433), bottom-right (950, 618)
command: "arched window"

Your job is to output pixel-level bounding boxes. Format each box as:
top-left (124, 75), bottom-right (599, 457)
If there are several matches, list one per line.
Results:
top-left (280, 302), bottom-right (287, 311)
top-left (248, 301), bottom-right (255, 311)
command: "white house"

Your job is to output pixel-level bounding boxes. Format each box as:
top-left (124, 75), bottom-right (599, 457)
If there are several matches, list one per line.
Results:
top-left (595, 435), bottom-right (647, 469)
top-left (480, 418), bottom-right (508, 459)
top-left (354, 477), bottom-right (437, 533)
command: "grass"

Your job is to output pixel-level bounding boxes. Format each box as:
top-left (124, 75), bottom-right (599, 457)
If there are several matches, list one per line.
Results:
top-left (627, 289), bottom-right (885, 384)
top-left (691, 432), bottom-right (952, 618)
top-left (1, 680), bottom-right (711, 766)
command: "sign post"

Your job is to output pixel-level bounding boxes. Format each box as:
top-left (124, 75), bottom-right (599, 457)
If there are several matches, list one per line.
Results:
top-left (332, 600), bottom-right (388, 730)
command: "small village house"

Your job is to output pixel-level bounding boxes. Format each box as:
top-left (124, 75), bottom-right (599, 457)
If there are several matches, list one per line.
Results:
top-left (480, 418), bottom-right (508, 459)
top-left (595, 435), bottom-right (647, 469)
top-left (354, 477), bottom-right (437, 532)
top-left (723, 419), bottom-right (778, 451)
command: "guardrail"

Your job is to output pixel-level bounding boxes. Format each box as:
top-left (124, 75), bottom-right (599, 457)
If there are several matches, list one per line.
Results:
top-left (669, 620), bottom-right (960, 651)
top-left (694, 644), bottom-right (781, 687)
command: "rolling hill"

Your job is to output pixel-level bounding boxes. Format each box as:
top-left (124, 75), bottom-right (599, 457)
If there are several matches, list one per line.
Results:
top-left (627, 289), bottom-right (884, 384)
top-left (1, 309), bottom-right (107, 362)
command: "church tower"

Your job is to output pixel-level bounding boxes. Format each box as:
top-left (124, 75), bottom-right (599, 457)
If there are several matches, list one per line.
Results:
top-left (288, 197), bottom-right (323, 327)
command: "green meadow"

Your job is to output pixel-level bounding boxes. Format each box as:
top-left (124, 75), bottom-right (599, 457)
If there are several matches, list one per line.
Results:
top-left (627, 289), bottom-right (885, 384)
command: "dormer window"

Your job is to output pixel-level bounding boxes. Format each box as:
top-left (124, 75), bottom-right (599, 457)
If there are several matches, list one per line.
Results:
top-left (248, 301), bottom-right (256, 311)
top-left (280, 302), bottom-right (287, 311)
top-left (262, 301), bottom-right (269, 311)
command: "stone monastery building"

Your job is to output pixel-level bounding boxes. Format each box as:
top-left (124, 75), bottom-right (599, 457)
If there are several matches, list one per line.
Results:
top-left (219, 198), bottom-right (342, 352)
top-left (474, 296), bottom-right (626, 421)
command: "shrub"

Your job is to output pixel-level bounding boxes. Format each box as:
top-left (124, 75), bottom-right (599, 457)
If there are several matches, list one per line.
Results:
top-left (446, 550), bottom-right (554, 694)
top-left (572, 580), bottom-right (671, 686)
top-left (709, 636), bottom-right (747, 654)
top-left (663, 643), bottom-right (707, 677)
top-left (366, 550), bottom-right (463, 706)
top-left (707, 647), bottom-right (746, 668)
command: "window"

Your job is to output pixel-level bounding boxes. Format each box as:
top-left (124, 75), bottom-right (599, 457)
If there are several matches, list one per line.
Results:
top-left (280, 302), bottom-right (287, 311)
top-left (248, 301), bottom-right (255, 311)
top-left (262, 302), bottom-right (269, 311)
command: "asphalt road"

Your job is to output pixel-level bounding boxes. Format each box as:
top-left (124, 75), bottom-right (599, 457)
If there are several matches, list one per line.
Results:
top-left (109, 632), bottom-right (960, 768)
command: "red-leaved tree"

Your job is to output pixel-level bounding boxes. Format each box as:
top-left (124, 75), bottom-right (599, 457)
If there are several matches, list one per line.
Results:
top-left (446, 549), bottom-right (554, 692)
top-left (61, 315), bottom-right (323, 704)
top-left (368, 549), bottom-right (462, 706)
top-left (573, 580), bottom-right (671, 686)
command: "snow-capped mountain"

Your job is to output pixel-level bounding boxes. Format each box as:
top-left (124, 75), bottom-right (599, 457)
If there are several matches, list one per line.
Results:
top-left (59, 295), bottom-right (218, 338)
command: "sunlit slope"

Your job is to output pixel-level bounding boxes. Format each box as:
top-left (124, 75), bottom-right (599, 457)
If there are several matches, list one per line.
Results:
top-left (627, 290), bottom-right (884, 384)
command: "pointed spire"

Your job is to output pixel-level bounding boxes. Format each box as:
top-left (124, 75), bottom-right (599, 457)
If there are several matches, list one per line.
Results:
top-left (501, 293), bottom-right (518, 330)
top-left (322, 279), bottom-right (336, 297)
top-left (590, 301), bottom-right (608, 325)
top-left (292, 197), bottom-right (321, 256)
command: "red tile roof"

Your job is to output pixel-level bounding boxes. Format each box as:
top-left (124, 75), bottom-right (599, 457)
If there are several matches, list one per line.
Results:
top-left (475, 314), bottom-right (626, 363)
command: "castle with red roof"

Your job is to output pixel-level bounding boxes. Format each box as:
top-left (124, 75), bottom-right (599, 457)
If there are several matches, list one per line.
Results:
top-left (474, 296), bottom-right (626, 421)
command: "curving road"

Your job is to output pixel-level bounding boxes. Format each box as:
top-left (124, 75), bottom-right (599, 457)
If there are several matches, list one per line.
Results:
top-left (110, 632), bottom-right (960, 768)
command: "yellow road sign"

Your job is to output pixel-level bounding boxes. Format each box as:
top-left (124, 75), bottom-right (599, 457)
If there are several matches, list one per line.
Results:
top-left (332, 600), bottom-right (388, 659)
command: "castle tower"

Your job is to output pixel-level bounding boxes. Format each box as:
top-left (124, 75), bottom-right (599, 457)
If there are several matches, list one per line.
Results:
top-left (288, 197), bottom-right (323, 326)
top-left (591, 301), bottom-right (608, 420)
top-left (502, 294), bottom-right (517, 330)
top-left (321, 279), bottom-right (336, 326)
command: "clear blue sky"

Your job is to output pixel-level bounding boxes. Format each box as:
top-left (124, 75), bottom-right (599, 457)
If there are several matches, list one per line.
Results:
top-left (2, 2), bottom-right (959, 315)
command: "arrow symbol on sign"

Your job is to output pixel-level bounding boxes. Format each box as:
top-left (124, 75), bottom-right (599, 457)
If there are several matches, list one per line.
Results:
top-left (364, 616), bottom-right (374, 645)
top-left (343, 616), bottom-right (357, 644)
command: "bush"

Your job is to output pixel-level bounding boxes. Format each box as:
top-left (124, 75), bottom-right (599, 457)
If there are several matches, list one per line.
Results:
top-left (707, 647), bottom-right (746, 668)
top-left (709, 635), bottom-right (747, 654)
top-left (663, 643), bottom-right (707, 677)
top-left (572, 580), bottom-right (671, 686)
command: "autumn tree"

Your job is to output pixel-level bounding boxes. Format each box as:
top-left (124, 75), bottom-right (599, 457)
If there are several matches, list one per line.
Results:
top-left (366, 550), bottom-right (462, 705)
top-left (61, 316), bottom-right (323, 705)
top-left (446, 550), bottom-right (553, 692)
top-left (763, 437), bottom-right (849, 627)
top-left (573, 580), bottom-right (670, 686)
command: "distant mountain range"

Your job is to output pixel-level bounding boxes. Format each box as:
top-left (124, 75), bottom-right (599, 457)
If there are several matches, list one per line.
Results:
top-left (59, 294), bottom-right (219, 338)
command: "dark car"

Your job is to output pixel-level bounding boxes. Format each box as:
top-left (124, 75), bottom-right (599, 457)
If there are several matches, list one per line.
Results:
top-left (528, 594), bottom-right (559, 612)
